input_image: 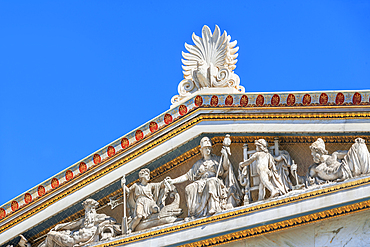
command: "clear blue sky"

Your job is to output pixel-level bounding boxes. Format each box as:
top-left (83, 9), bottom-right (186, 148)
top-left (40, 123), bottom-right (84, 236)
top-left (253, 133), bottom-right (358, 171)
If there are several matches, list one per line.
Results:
top-left (1, 1), bottom-right (369, 205)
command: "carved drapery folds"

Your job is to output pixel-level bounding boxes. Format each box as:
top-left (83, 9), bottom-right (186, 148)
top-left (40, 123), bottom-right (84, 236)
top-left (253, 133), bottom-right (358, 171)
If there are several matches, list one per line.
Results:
top-left (30, 136), bottom-right (370, 246)
top-left (38, 199), bottom-right (120, 247)
top-left (308, 137), bottom-right (370, 183)
top-left (122, 169), bottom-right (182, 233)
top-left (167, 136), bottom-right (242, 219)
top-left (171, 25), bottom-right (244, 106)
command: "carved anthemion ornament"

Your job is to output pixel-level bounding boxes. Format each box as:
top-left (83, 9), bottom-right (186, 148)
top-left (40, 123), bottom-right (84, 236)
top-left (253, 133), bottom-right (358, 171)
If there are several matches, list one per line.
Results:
top-left (171, 25), bottom-right (244, 106)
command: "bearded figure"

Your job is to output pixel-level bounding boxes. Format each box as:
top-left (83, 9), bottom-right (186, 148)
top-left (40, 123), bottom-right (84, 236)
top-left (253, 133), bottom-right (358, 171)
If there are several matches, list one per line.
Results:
top-left (39, 199), bottom-right (119, 247)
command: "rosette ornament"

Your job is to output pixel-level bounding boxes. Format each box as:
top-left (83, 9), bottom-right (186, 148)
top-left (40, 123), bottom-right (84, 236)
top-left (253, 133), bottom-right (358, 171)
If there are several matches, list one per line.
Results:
top-left (171, 25), bottom-right (244, 106)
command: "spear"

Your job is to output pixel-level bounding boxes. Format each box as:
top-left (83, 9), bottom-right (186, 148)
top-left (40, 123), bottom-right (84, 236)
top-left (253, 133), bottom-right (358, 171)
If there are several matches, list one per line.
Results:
top-left (121, 175), bottom-right (128, 234)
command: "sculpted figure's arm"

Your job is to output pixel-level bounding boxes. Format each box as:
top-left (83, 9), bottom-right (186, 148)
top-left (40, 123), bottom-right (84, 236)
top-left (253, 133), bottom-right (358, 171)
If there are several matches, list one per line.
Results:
top-left (239, 153), bottom-right (258, 169)
top-left (54, 218), bottom-right (84, 231)
top-left (333, 150), bottom-right (348, 160)
top-left (168, 173), bottom-right (190, 185)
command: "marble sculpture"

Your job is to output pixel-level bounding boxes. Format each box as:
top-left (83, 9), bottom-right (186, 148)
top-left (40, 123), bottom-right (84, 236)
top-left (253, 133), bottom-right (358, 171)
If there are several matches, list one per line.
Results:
top-left (35, 136), bottom-right (370, 246)
top-left (167, 136), bottom-right (242, 219)
top-left (171, 25), bottom-right (244, 105)
top-left (273, 138), bottom-right (294, 192)
top-left (38, 199), bottom-right (120, 247)
top-left (239, 139), bottom-right (287, 200)
top-left (308, 137), bottom-right (370, 183)
top-left (121, 168), bottom-right (182, 233)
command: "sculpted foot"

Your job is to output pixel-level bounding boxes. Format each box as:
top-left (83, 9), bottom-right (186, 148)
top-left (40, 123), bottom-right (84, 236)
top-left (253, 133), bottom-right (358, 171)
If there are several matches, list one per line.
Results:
top-left (208, 209), bottom-right (216, 215)
top-left (184, 216), bottom-right (195, 221)
top-left (270, 190), bottom-right (279, 198)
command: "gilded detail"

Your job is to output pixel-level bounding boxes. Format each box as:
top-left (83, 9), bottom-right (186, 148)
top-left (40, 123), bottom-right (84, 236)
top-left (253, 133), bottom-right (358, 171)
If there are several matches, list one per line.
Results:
top-left (178, 200), bottom-right (370, 246)
top-left (1, 110), bottom-right (370, 235)
top-left (92, 185), bottom-right (370, 247)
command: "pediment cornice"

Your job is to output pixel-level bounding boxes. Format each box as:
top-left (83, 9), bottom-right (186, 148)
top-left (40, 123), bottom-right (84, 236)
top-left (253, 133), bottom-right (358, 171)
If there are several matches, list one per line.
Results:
top-left (91, 175), bottom-right (370, 247)
top-left (1, 90), bottom-right (370, 247)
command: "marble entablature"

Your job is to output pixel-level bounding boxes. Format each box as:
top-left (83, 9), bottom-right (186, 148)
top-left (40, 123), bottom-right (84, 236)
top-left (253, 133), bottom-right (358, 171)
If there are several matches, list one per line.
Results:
top-left (1, 25), bottom-right (370, 247)
top-left (1, 90), bottom-right (369, 225)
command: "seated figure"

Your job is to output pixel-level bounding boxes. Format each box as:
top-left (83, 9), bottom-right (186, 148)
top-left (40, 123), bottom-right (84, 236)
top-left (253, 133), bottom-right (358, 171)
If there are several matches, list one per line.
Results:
top-left (39, 199), bottom-right (120, 247)
top-left (167, 136), bottom-right (241, 219)
top-left (122, 168), bottom-right (181, 232)
top-left (308, 138), bottom-right (370, 183)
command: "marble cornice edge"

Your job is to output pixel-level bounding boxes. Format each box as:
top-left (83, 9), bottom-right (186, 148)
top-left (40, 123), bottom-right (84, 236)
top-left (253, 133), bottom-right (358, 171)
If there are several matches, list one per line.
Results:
top-left (1, 111), bottom-right (370, 237)
top-left (92, 175), bottom-right (370, 247)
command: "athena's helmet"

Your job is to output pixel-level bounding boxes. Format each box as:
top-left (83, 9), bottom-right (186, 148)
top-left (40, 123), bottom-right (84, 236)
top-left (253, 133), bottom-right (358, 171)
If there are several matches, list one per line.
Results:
top-left (200, 137), bottom-right (212, 149)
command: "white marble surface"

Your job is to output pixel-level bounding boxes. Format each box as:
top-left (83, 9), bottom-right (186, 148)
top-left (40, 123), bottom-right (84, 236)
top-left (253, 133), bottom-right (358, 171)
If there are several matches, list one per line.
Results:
top-left (171, 25), bottom-right (243, 106)
top-left (222, 209), bottom-right (370, 247)
top-left (91, 179), bottom-right (370, 247)
top-left (2, 106), bottom-right (370, 245)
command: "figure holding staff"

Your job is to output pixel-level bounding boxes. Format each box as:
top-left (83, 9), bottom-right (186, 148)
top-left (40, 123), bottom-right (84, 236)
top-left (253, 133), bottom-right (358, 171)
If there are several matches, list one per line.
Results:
top-left (121, 169), bottom-right (172, 233)
top-left (167, 135), bottom-right (241, 220)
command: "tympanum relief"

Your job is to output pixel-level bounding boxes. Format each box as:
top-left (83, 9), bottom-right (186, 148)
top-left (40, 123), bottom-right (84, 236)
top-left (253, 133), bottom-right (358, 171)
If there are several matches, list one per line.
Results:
top-left (308, 137), bottom-right (370, 183)
top-left (26, 135), bottom-right (370, 247)
top-left (121, 168), bottom-right (181, 233)
top-left (166, 135), bottom-right (242, 220)
top-left (38, 199), bottom-right (120, 247)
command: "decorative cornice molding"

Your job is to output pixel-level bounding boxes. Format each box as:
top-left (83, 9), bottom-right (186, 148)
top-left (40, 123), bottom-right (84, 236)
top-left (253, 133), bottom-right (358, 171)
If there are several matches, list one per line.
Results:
top-left (92, 175), bottom-right (370, 247)
top-left (179, 200), bottom-right (370, 247)
top-left (1, 111), bottom-right (370, 235)
top-left (1, 109), bottom-right (370, 238)
top-left (2, 90), bottom-right (369, 220)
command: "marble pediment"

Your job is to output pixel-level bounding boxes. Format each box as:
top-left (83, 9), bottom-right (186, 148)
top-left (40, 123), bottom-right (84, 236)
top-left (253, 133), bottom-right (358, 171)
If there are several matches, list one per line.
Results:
top-left (1, 25), bottom-right (370, 247)
top-left (1, 89), bottom-right (370, 247)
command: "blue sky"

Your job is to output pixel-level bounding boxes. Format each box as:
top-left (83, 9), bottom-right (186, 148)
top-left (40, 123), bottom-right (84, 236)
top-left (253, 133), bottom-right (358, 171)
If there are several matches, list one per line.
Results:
top-left (0, 1), bottom-right (369, 205)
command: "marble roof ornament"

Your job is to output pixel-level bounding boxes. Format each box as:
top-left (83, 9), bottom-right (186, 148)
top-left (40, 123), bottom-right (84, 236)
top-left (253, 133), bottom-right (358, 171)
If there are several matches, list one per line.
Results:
top-left (171, 25), bottom-right (244, 106)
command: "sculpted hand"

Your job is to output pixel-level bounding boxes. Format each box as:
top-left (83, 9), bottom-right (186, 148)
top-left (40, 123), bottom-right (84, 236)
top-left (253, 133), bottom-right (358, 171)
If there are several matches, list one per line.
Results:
top-left (121, 175), bottom-right (126, 188)
top-left (221, 147), bottom-right (228, 157)
top-left (165, 177), bottom-right (173, 185)
top-left (239, 161), bottom-right (245, 168)
top-left (291, 162), bottom-right (297, 172)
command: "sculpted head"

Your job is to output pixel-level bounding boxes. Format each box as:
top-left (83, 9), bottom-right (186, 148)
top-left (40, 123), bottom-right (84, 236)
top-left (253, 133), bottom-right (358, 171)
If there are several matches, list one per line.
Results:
top-left (82, 199), bottom-right (99, 212)
top-left (255, 139), bottom-right (268, 153)
top-left (310, 138), bottom-right (328, 163)
top-left (200, 137), bottom-right (212, 158)
top-left (138, 168), bottom-right (151, 183)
